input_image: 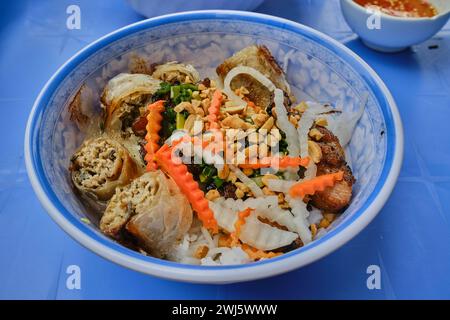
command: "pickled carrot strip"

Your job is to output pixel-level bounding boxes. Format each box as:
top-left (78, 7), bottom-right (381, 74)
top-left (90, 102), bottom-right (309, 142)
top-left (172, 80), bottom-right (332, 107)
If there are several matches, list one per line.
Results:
top-left (238, 156), bottom-right (310, 169)
top-left (144, 100), bottom-right (165, 171)
top-left (207, 89), bottom-right (223, 130)
top-left (230, 208), bottom-right (253, 247)
top-left (289, 171), bottom-right (344, 199)
top-left (154, 143), bottom-right (218, 233)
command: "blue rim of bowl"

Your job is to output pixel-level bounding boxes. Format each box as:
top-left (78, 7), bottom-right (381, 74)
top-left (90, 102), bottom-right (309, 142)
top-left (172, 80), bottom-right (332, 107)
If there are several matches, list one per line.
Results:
top-left (24, 10), bottom-right (403, 283)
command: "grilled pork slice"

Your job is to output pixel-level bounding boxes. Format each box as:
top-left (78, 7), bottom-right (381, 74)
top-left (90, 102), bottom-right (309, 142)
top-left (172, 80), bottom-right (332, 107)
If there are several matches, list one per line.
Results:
top-left (216, 45), bottom-right (292, 109)
top-left (311, 126), bottom-right (355, 213)
top-left (100, 171), bottom-right (193, 257)
top-left (70, 137), bottom-right (138, 201)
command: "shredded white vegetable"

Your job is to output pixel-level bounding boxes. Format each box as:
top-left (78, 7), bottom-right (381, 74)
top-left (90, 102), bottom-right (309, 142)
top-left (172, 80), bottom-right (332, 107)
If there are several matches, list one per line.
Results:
top-left (325, 93), bottom-right (368, 147)
top-left (266, 179), bottom-right (297, 193)
top-left (304, 162), bottom-right (317, 180)
top-left (274, 88), bottom-right (300, 156)
top-left (297, 101), bottom-right (333, 158)
top-left (201, 227), bottom-right (216, 249)
top-left (201, 247), bottom-right (251, 265)
top-left (208, 200), bottom-right (237, 232)
top-left (239, 213), bottom-right (298, 251)
top-left (307, 207), bottom-right (324, 225)
top-left (209, 197), bottom-right (298, 251)
top-left (285, 195), bottom-right (312, 245)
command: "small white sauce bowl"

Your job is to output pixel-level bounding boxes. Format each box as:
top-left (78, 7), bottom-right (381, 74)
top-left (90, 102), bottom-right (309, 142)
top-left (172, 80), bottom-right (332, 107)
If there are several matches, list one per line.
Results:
top-left (340, 0), bottom-right (450, 52)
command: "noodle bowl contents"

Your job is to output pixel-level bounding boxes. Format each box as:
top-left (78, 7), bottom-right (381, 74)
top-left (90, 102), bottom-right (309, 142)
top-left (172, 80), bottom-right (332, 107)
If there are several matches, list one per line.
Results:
top-left (354, 0), bottom-right (438, 18)
top-left (68, 45), bottom-right (366, 265)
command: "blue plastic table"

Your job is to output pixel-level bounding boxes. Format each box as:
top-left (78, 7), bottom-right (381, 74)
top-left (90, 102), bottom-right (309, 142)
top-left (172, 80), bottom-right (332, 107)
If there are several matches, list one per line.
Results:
top-left (1, 0), bottom-right (449, 300)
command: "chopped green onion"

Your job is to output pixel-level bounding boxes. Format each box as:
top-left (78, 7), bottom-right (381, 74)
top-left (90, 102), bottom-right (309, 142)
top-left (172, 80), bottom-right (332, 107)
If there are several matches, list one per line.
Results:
top-left (170, 86), bottom-right (181, 100)
top-left (199, 165), bottom-right (217, 184)
top-left (199, 173), bottom-right (208, 183)
top-left (213, 177), bottom-right (225, 188)
top-left (176, 112), bottom-right (185, 130)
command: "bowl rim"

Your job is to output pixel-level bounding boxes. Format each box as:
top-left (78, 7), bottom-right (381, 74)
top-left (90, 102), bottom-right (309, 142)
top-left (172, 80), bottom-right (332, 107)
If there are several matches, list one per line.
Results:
top-left (340, 0), bottom-right (450, 21)
top-left (24, 10), bottom-right (404, 284)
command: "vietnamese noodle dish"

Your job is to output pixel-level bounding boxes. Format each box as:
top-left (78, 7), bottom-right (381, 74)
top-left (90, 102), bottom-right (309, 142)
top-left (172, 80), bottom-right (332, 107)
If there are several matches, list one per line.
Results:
top-left (68, 45), bottom-right (365, 265)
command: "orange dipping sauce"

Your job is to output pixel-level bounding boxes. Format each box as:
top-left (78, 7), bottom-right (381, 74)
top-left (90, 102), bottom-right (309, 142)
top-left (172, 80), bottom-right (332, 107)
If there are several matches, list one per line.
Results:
top-left (354, 0), bottom-right (439, 18)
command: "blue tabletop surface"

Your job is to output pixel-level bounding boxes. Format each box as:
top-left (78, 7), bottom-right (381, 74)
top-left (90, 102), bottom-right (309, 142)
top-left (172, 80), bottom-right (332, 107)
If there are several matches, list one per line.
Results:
top-left (1, 0), bottom-right (450, 300)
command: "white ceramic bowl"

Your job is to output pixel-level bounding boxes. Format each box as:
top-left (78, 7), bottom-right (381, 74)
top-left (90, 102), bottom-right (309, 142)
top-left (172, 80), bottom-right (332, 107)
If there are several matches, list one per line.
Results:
top-left (25, 11), bottom-right (403, 284)
top-left (340, 0), bottom-right (450, 52)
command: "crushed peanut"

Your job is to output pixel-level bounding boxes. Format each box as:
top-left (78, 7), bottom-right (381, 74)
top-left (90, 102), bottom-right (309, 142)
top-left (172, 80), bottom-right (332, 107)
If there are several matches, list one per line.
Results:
top-left (194, 245), bottom-right (209, 259)
top-left (227, 171), bottom-right (237, 183)
top-left (191, 99), bottom-right (201, 109)
top-left (174, 101), bottom-right (194, 114)
top-left (251, 113), bottom-right (269, 127)
top-left (191, 91), bottom-right (200, 100)
top-left (315, 118), bottom-right (328, 127)
top-left (218, 234), bottom-right (232, 247)
top-left (222, 115), bottom-right (246, 129)
top-left (261, 174), bottom-right (279, 187)
top-left (294, 101), bottom-right (308, 113)
top-left (311, 224), bottom-right (318, 238)
top-left (224, 105), bottom-right (246, 115)
top-left (279, 202), bottom-right (291, 209)
top-left (308, 140), bottom-right (322, 163)
top-left (195, 107), bottom-right (204, 117)
top-left (262, 187), bottom-right (275, 196)
top-left (201, 98), bottom-right (211, 113)
top-left (277, 193), bottom-right (285, 204)
top-left (235, 188), bottom-right (245, 199)
top-left (309, 128), bottom-right (324, 141)
top-left (205, 189), bottom-right (220, 201)
top-left (260, 116), bottom-right (275, 130)
top-left (289, 115), bottom-right (298, 127)
top-left (235, 182), bottom-right (250, 193)
top-left (319, 218), bottom-right (330, 228)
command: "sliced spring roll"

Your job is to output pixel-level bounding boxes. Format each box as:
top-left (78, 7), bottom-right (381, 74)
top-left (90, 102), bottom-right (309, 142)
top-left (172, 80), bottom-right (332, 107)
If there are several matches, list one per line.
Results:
top-left (100, 171), bottom-right (193, 258)
top-left (152, 62), bottom-right (200, 84)
top-left (101, 73), bottom-right (161, 131)
top-left (69, 137), bottom-right (138, 201)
